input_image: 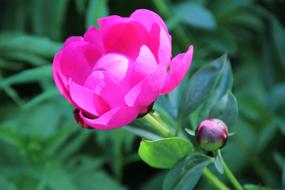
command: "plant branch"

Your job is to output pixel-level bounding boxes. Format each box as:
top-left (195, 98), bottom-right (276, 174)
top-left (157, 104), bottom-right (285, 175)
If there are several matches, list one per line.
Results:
top-left (203, 168), bottom-right (230, 190)
top-left (144, 113), bottom-right (172, 137)
top-left (218, 150), bottom-right (244, 190)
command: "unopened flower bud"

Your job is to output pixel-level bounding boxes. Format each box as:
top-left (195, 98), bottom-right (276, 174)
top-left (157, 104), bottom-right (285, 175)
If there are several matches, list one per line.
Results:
top-left (196, 118), bottom-right (228, 152)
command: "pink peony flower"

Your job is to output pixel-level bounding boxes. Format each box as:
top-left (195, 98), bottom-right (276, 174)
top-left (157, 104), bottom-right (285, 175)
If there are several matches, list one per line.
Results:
top-left (52, 9), bottom-right (193, 130)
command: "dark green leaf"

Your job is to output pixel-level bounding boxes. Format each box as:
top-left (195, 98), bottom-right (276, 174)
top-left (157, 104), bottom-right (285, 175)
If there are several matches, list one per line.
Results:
top-left (0, 58), bottom-right (24, 70)
top-left (244, 184), bottom-right (281, 190)
top-left (163, 153), bottom-right (212, 190)
top-left (58, 130), bottom-right (91, 161)
top-left (140, 172), bottom-right (165, 190)
top-left (0, 50), bottom-right (50, 66)
top-left (37, 161), bottom-right (77, 190)
top-left (138, 137), bottom-right (194, 169)
top-left (0, 65), bottom-right (52, 88)
top-left (271, 16), bottom-right (285, 69)
top-left (75, 0), bottom-right (88, 14)
top-left (75, 170), bottom-right (126, 190)
top-left (174, 2), bottom-right (216, 30)
top-left (124, 126), bottom-right (162, 140)
top-left (22, 88), bottom-right (59, 109)
top-left (0, 176), bottom-right (17, 190)
top-left (31, 0), bottom-right (69, 40)
top-left (196, 57), bottom-right (238, 128)
top-left (214, 152), bottom-right (224, 174)
top-left (179, 54), bottom-right (227, 121)
top-left (273, 153), bottom-right (285, 188)
top-left (86, 0), bottom-right (109, 29)
top-left (209, 92), bottom-right (239, 127)
top-left (0, 34), bottom-right (61, 58)
top-left (269, 83), bottom-right (285, 111)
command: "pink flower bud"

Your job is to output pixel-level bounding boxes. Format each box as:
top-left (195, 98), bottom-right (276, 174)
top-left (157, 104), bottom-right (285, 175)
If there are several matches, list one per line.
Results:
top-left (196, 119), bottom-right (228, 151)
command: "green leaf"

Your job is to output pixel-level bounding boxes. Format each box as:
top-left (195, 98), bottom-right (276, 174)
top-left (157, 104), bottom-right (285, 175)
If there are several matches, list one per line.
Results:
top-left (174, 2), bottom-right (216, 30)
top-left (0, 65), bottom-right (52, 88)
top-left (269, 83), bottom-right (285, 111)
top-left (46, 123), bottom-right (78, 157)
top-left (209, 91), bottom-right (239, 127)
top-left (244, 184), bottom-right (281, 190)
top-left (66, 156), bottom-right (105, 180)
top-left (163, 153), bottom-right (212, 190)
top-left (0, 176), bottom-right (17, 190)
top-left (0, 58), bottom-right (24, 71)
top-left (140, 172), bottom-right (165, 190)
top-left (138, 137), bottom-right (194, 169)
top-left (0, 50), bottom-right (50, 66)
top-left (37, 161), bottom-right (77, 190)
top-left (0, 75), bottom-right (23, 105)
top-left (203, 29), bottom-right (238, 55)
top-left (273, 153), bottom-right (285, 188)
top-left (124, 126), bottom-right (162, 140)
top-left (271, 16), bottom-right (285, 69)
top-left (75, 0), bottom-right (88, 14)
top-left (214, 152), bottom-right (224, 174)
top-left (75, 170), bottom-right (126, 190)
top-left (86, 0), bottom-right (109, 29)
top-left (185, 128), bottom-right (195, 136)
top-left (31, 0), bottom-right (69, 40)
top-left (196, 56), bottom-right (238, 128)
top-left (58, 130), bottom-right (91, 161)
top-left (179, 54), bottom-right (227, 121)
top-left (0, 34), bottom-right (61, 58)
top-left (22, 88), bottom-right (59, 109)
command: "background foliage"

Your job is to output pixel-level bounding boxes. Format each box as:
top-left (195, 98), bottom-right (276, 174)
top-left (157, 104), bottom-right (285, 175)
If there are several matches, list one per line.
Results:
top-left (0, 0), bottom-right (285, 189)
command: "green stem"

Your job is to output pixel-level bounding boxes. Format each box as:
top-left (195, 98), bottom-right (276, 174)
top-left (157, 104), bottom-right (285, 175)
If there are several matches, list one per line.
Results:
top-left (203, 168), bottom-right (230, 190)
top-left (218, 150), bottom-right (244, 190)
top-left (144, 113), bottom-right (172, 137)
top-left (145, 114), bottom-right (230, 190)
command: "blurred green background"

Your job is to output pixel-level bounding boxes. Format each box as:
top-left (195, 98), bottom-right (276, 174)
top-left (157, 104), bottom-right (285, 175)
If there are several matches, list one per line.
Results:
top-left (0, 0), bottom-right (285, 189)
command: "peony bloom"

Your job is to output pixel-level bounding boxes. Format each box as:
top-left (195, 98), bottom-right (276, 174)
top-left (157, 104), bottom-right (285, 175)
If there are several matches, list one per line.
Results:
top-left (52, 9), bottom-right (193, 130)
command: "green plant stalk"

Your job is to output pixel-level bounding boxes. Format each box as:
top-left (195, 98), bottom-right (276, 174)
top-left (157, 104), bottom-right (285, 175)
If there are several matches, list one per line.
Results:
top-left (218, 150), bottom-right (244, 190)
top-left (203, 168), bottom-right (230, 190)
top-left (144, 113), bottom-right (172, 137)
top-left (145, 114), bottom-right (230, 190)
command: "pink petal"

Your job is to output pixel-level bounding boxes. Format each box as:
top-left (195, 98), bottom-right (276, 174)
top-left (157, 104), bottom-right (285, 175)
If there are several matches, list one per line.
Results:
top-left (83, 26), bottom-right (104, 52)
top-left (130, 9), bottom-right (168, 32)
top-left (131, 10), bottom-right (172, 66)
top-left (59, 41), bottom-right (100, 85)
top-left (69, 80), bottom-right (110, 116)
top-left (125, 65), bottom-right (167, 107)
top-left (129, 45), bottom-right (158, 86)
top-left (80, 106), bottom-right (139, 130)
top-left (98, 75), bottom-right (130, 109)
top-left (161, 45), bottom-right (193, 94)
top-left (84, 70), bottom-right (105, 92)
top-left (157, 24), bottom-right (172, 66)
top-left (102, 22), bottom-right (149, 58)
top-left (145, 23), bottom-right (171, 67)
top-left (53, 52), bottom-right (66, 96)
top-left (53, 51), bottom-right (75, 104)
top-left (94, 53), bottom-right (129, 84)
top-left (63, 36), bottom-right (83, 48)
top-left (98, 15), bottom-right (126, 30)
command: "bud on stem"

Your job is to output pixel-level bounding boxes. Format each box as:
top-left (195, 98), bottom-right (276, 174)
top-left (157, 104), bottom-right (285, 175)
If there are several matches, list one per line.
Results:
top-left (196, 118), bottom-right (228, 152)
